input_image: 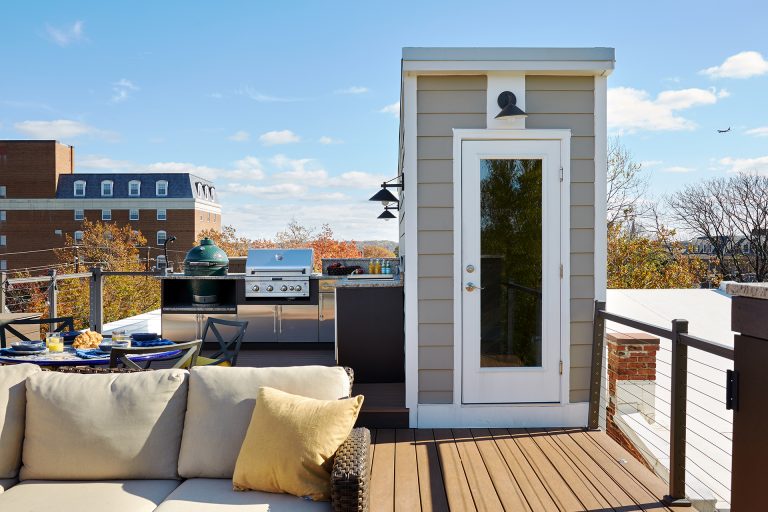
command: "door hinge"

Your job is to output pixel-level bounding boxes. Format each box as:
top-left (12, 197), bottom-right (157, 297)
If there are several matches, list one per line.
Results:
top-left (559, 166), bottom-right (564, 182)
top-left (726, 369), bottom-right (739, 411)
top-left (560, 264), bottom-right (564, 278)
top-left (559, 360), bottom-right (564, 375)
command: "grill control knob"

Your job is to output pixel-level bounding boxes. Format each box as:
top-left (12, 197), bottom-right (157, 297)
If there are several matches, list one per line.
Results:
top-left (251, 284), bottom-right (260, 292)
top-left (295, 285), bottom-right (302, 291)
top-left (280, 285), bottom-right (288, 292)
top-left (289, 286), bottom-right (295, 291)
top-left (266, 285), bottom-right (274, 292)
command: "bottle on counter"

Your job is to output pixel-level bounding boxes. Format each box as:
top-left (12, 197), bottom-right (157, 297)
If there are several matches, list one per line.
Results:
top-left (383, 260), bottom-right (390, 274)
top-left (375, 259), bottom-right (382, 274)
top-left (368, 259), bottom-right (374, 274)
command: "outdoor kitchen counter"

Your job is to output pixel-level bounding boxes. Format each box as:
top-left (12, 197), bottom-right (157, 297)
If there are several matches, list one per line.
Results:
top-left (726, 282), bottom-right (768, 299)
top-left (155, 274), bottom-right (246, 279)
top-left (318, 275), bottom-right (403, 288)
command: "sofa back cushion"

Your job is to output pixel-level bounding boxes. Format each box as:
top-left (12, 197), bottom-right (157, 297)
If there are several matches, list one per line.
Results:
top-left (0, 364), bottom-right (40, 479)
top-left (177, 365), bottom-right (351, 479)
top-left (20, 369), bottom-right (188, 481)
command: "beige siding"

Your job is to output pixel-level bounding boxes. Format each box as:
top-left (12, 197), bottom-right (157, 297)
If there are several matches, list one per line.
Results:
top-left (417, 75), bottom-right (486, 403)
top-left (527, 75), bottom-right (596, 403)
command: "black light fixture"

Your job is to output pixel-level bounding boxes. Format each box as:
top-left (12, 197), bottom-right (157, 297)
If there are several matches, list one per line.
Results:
top-left (370, 174), bottom-right (403, 219)
top-left (377, 208), bottom-right (397, 220)
top-left (369, 187), bottom-right (399, 205)
top-left (495, 91), bottom-right (527, 119)
top-left (163, 235), bottom-right (177, 269)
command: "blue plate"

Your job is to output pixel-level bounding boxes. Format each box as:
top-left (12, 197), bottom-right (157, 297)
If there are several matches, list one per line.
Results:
top-left (131, 332), bottom-right (159, 341)
top-left (11, 341), bottom-right (47, 353)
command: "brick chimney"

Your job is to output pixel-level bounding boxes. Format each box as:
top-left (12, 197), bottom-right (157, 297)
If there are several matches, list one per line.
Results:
top-left (605, 332), bottom-right (660, 469)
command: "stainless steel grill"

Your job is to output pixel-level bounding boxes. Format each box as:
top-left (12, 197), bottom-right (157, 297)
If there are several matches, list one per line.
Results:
top-left (245, 248), bottom-right (313, 298)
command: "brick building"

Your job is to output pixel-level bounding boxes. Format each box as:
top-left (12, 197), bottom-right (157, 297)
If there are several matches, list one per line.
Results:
top-left (0, 140), bottom-right (221, 273)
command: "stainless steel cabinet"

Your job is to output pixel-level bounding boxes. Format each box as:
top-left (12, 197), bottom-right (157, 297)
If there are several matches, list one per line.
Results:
top-left (277, 305), bottom-right (320, 342)
top-left (238, 305), bottom-right (278, 343)
top-left (319, 293), bottom-right (336, 342)
top-left (162, 313), bottom-right (237, 341)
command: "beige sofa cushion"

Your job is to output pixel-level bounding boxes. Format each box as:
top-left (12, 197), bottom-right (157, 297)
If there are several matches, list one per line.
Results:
top-left (0, 480), bottom-right (179, 512)
top-left (154, 478), bottom-right (330, 511)
top-left (178, 366), bottom-right (351, 479)
top-left (0, 478), bottom-right (17, 494)
top-left (21, 369), bottom-right (188, 481)
top-left (0, 364), bottom-right (40, 478)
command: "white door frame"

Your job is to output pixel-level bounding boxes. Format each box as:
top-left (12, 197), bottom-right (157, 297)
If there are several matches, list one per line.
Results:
top-left (451, 129), bottom-right (572, 414)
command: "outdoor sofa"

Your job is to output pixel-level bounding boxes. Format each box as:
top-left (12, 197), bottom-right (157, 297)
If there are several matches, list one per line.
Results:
top-left (0, 363), bottom-right (370, 511)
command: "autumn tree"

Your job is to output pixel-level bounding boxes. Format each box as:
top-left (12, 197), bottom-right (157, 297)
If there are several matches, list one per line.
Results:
top-left (197, 225), bottom-right (274, 257)
top-left (607, 137), bottom-right (650, 227)
top-left (607, 223), bottom-right (709, 289)
top-left (361, 245), bottom-right (396, 258)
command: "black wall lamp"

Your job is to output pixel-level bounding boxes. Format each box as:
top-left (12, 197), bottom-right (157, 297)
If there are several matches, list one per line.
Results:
top-left (369, 175), bottom-right (403, 219)
top-left (495, 91), bottom-right (527, 119)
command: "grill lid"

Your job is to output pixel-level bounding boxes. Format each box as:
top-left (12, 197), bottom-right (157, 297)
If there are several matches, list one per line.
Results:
top-left (246, 248), bottom-right (313, 274)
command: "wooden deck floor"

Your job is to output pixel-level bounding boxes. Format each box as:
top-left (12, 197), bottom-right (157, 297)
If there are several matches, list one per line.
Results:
top-left (369, 428), bottom-right (688, 512)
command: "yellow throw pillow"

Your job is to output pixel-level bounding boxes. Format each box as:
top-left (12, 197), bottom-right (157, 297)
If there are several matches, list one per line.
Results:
top-left (232, 386), bottom-right (364, 501)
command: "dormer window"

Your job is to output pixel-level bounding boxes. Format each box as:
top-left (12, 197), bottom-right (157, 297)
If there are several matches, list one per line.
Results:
top-left (128, 180), bottom-right (141, 197)
top-left (74, 180), bottom-right (86, 197)
top-left (209, 187), bottom-right (215, 201)
top-left (196, 182), bottom-right (203, 197)
top-left (156, 180), bottom-right (168, 197)
top-left (101, 180), bottom-right (113, 197)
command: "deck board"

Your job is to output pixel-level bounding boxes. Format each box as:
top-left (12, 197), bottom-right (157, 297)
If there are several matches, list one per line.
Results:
top-left (369, 428), bottom-right (688, 512)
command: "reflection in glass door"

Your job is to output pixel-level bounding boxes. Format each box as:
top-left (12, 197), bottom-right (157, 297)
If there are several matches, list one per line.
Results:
top-left (480, 159), bottom-right (542, 368)
top-left (461, 139), bottom-right (562, 404)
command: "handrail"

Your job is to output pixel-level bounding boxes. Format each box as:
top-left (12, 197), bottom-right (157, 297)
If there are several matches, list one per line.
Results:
top-left (590, 300), bottom-right (733, 507)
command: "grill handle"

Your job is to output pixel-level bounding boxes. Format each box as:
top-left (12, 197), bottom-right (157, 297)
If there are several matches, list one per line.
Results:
top-left (185, 261), bottom-right (221, 267)
top-left (249, 266), bottom-right (307, 273)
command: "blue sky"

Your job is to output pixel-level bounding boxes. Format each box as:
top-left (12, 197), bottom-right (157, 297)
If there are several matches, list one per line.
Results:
top-left (2, 1), bottom-right (767, 242)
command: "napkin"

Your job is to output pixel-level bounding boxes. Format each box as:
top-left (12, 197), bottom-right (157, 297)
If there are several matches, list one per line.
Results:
top-left (75, 348), bottom-right (109, 359)
top-left (132, 338), bottom-right (174, 348)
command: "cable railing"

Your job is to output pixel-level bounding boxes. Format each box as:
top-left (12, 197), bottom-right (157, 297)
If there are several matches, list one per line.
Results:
top-left (589, 300), bottom-right (734, 510)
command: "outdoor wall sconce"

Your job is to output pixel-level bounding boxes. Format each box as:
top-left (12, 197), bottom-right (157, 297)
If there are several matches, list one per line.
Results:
top-left (377, 207), bottom-right (397, 220)
top-left (370, 175), bottom-right (403, 219)
top-left (495, 91), bottom-right (527, 119)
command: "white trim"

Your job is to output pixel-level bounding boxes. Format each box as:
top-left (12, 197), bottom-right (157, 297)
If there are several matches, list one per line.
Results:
top-left (157, 208), bottom-right (167, 221)
top-left (100, 180), bottom-right (113, 197)
top-left (128, 180), bottom-right (141, 197)
top-left (129, 208), bottom-right (139, 221)
top-left (157, 230), bottom-right (167, 247)
top-left (403, 60), bottom-right (615, 74)
top-left (594, 76), bottom-right (608, 302)
top-left (74, 209), bottom-right (84, 221)
top-left (101, 209), bottom-right (111, 221)
top-left (402, 47), bottom-right (615, 63)
top-left (417, 402), bottom-right (589, 428)
top-left (156, 180), bottom-right (169, 197)
top-left (451, 129), bottom-right (573, 418)
top-left (73, 180), bottom-right (86, 197)
top-left (0, 198), bottom-right (221, 214)
top-left (403, 72), bottom-right (419, 428)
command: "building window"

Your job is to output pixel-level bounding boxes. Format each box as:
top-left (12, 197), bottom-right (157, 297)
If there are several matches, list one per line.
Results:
top-left (210, 188), bottom-right (215, 201)
top-left (74, 180), bottom-right (86, 197)
top-left (102, 209), bottom-right (111, 221)
top-left (101, 180), bottom-right (113, 197)
top-left (0, 186), bottom-right (6, 198)
top-left (157, 209), bottom-right (167, 221)
top-left (129, 208), bottom-right (139, 221)
top-left (196, 182), bottom-right (203, 197)
top-left (0, 260), bottom-right (6, 271)
top-left (54, 229), bottom-right (62, 236)
top-left (0, 235), bottom-right (5, 246)
top-left (74, 231), bottom-right (84, 244)
top-left (157, 230), bottom-right (167, 246)
top-left (74, 209), bottom-right (84, 221)
top-left (207, 212), bottom-right (211, 221)
top-left (156, 180), bottom-right (168, 197)
top-left (128, 180), bottom-right (141, 197)
top-left (0, 211), bottom-right (5, 222)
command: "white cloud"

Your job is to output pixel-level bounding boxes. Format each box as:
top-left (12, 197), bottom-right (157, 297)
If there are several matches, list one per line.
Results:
top-left (45, 20), bottom-right (85, 46)
top-left (228, 130), bottom-right (250, 142)
top-left (640, 160), bottom-right (663, 168)
top-left (719, 156), bottom-right (768, 174)
top-left (79, 155), bottom-right (133, 170)
top-left (145, 161), bottom-right (224, 180)
top-left (701, 51), bottom-right (768, 79)
top-left (259, 129), bottom-right (300, 146)
top-left (111, 78), bottom-right (138, 103)
top-left (226, 182), bottom-right (307, 199)
top-left (662, 166), bottom-right (695, 173)
top-left (335, 86), bottom-right (368, 94)
top-left (327, 171), bottom-right (385, 190)
top-left (229, 156), bottom-right (265, 180)
top-left (608, 87), bottom-right (724, 134)
top-left (270, 155), bottom-right (385, 189)
top-left (319, 136), bottom-right (343, 145)
top-left (746, 127), bottom-right (768, 137)
top-left (237, 86), bottom-right (303, 103)
top-left (14, 119), bottom-right (113, 140)
top-left (379, 101), bottom-right (400, 117)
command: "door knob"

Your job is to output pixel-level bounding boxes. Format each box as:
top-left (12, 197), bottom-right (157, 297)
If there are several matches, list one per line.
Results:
top-left (465, 282), bottom-right (484, 292)
top-left (466, 264), bottom-right (475, 273)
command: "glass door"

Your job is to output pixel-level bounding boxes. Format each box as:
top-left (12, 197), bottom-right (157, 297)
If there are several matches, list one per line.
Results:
top-left (461, 140), bottom-right (562, 404)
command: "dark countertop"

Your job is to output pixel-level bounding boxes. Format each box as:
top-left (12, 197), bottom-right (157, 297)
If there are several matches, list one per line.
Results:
top-left (157, 273), bottom-right (402, 287)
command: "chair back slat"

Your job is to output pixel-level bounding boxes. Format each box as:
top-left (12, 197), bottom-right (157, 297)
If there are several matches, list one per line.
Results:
top-left (0, 316), bottom-right (74, 348)
top-left (109, 340), bottom-right (202, 370)
top-left (201, 317), bottom-right (248, 366)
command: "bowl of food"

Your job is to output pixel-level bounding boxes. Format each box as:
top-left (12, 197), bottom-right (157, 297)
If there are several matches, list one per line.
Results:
top-left (72, 330), bottom-right (104, 349)
top-left (11, 341), bottom-right (46, 353)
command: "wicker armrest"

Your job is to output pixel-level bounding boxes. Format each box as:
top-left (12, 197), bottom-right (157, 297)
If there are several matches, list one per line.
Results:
top-left (331, 427), bottom-right (371, 512)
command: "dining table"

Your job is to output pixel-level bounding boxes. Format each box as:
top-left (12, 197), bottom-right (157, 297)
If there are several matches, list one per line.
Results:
top-left (0, 345), bottom-right (182, 368)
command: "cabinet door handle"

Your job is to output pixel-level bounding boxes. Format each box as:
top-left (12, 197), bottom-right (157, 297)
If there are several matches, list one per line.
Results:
top-left (273, 306), bottom-right (277, 333)
top-left (278, 305), bottom-right (282, 333)
top-left (319, 294), bottom-right (324, 321)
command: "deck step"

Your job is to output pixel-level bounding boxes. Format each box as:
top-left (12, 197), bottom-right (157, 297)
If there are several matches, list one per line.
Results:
top-left (356, 406), bottom-right (410, 428)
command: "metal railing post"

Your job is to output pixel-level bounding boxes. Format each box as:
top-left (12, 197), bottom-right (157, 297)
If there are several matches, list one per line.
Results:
top-left (47, 269), bottom-right (57, 320)
top-left (664, 318), bottom-right (692, 507)
top-left (0, 271), bottom-right (7, 313)
top-left (588, 300), bottom-right (607, 430)
top-left (89, 266), bottom-right (104, 332)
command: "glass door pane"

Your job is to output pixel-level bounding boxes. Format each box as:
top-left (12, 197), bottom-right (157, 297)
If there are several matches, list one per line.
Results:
top-left (480, 159), bottom-right (542, 367)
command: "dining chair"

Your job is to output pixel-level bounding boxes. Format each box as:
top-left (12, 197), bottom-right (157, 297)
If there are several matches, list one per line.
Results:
top-left (0, 316), bottom-right (75, 348)
top-left (109, 340), bottom-right (202, 370)
top-left (196, 317), bottom-right (249, 367)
